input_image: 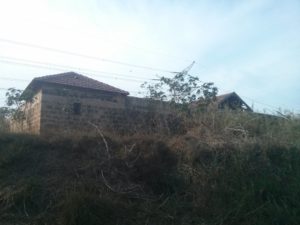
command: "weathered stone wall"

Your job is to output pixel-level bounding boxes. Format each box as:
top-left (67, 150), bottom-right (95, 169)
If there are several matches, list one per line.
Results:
top-left (10, 90), bottom-right (42, 134)
top-left (125, 96), bottom-right (172, 113)
top-left (38, 85), bottom-right (183, 136)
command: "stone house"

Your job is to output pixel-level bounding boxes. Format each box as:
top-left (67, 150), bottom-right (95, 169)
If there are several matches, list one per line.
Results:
top-left (11, 72), bottom-right (175, 136)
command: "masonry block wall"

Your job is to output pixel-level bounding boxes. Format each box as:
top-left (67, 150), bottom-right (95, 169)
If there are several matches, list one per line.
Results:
top-left (36, 85), bottom-right (183, 136)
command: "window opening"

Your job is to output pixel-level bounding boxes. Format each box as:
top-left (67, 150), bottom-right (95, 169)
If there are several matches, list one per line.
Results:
top-left (73, 103), bottom-right (81, 115)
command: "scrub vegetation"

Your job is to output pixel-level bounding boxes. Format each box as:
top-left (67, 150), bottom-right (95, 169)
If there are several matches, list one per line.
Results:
top-left (0, 110), bottom-right (299, 225)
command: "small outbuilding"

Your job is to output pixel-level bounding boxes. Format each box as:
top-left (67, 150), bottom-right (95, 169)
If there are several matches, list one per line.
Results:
top-left (11, 72), bottom-right (130, 135)
top-left (213, 92), bottom-right (252, 112)
top-left (10, 72), bottom-right (175, 136)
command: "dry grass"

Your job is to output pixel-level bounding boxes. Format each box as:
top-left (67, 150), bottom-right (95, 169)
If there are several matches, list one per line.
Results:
top-left (0, 111), bottom-right (299, 225)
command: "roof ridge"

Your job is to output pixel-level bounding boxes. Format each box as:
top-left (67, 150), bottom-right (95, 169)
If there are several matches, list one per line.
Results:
top-left (30, 72), bottom-right (129, 95)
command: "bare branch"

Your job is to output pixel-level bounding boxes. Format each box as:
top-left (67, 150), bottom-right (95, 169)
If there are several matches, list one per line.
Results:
top-left (88, 122), bottom-right (110, 158)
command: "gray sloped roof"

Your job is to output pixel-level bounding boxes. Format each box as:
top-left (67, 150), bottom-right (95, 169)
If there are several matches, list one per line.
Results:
top-left (27, 72), bottom-right (129, 95)
top-left (215, 92), bottom-right (236, 105)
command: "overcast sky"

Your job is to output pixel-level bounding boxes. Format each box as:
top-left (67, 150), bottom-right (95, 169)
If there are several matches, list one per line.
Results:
top-left (0, 0), bottom-right (299, 114)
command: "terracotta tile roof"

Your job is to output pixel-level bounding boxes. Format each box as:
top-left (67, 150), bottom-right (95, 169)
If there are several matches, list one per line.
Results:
top-left (31, 72), bottom-right (129, 95)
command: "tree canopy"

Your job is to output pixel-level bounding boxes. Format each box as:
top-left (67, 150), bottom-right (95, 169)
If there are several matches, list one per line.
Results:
top-left (0, 88), bottom-right (26, 121)
top-left (141, 71), bottom-right (218, 106)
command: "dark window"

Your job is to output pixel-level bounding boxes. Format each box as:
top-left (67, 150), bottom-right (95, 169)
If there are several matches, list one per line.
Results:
top-left (73, 103), bottom-right (81, 115)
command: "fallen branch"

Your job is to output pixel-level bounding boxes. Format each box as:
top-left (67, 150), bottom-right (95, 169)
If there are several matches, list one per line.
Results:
top-left (88, 122), bottom-right (110, 158)
top-left (23, 198), bottom-right (29, 218)
top-left (101, 170), bottom-right (118, 193)
top-left (125, 143), bottom-right (136, 153)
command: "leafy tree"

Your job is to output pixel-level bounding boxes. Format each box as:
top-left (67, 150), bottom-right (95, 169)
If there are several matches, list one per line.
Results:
top-left (0, 88), bottom-right (32, 131)
top-left (5, 88), bottom-right (23, 108)
top-left (0, 88), bottom-right (27, 122)
top-left (141, 71), bottom-right (218, 107)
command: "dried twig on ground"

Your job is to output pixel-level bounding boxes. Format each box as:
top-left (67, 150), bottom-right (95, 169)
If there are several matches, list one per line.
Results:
top-left (88, 122), bottom-right (110, 158)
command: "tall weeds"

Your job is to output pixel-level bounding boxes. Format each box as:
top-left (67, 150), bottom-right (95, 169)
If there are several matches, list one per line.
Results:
top-left (0, 111), bottom-right (299, 225)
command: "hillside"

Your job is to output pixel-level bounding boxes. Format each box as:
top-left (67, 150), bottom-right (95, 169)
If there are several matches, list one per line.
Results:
top-left (0, 111), bottom-right (300, 225)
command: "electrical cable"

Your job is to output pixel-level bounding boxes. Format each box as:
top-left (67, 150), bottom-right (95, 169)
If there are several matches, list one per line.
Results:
top-left (0, 55), bottom-right (152, 80)
top-left (0, 38), bottom-right (178, 73)
top-left (0, 58), bottom-right (151, 83)
top-left (0, 77), bottom-right (29, 82)
top-left (25, 19), bottom-right (193, 62)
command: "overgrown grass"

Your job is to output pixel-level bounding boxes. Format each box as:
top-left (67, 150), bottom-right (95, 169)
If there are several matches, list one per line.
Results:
top-left (0, 111), bottom-right (299, 225)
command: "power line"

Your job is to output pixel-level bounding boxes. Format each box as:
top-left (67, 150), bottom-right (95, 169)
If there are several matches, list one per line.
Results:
top-left (0, 38), bottom-right (178, 73)
top-left (217, 88), bottom-right (284, 112)
top-left (18, 19), bottom-right (193, 63)
top-left (240, 95), bottom-right (300, 114)
top-left (0, 55), bottom-right (151, 81)
top-left (0, 77), bottom-right (29, 82)
top-left (240, 95), bottom-right (284, 111)
top-left (0, 57), bottom-right (151, 83)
